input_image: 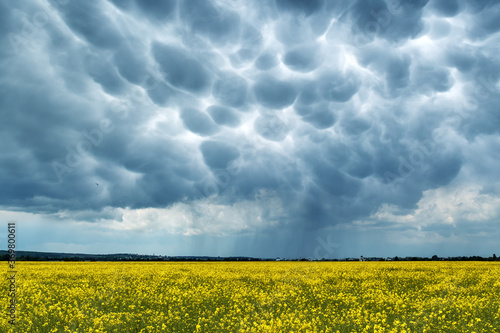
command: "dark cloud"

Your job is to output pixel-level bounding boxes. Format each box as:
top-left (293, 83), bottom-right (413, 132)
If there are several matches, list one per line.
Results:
top-left (466, 2), bottom-right (500, 39)
top-left (146, 82), bottom-right (178, 107)
top-left (465, 0), bottom-right (495, 14)
top-left (311, 163), bottom-right (362, 197)
top-left (232, 24), bottom-right (264, 64)
top-left (207, 106), bottom-right (241, 128)
top-left (254, 52), bottom-right (279, 71)
top-left (459, 95), bottom-right (500, 139)
top-left (296, 83), bottom-right (320, 105)
top-left (135, 0), bottom-right (177, 21)
top-left (152, 42), bottom-right (211, 94)
top-left (1, 0), bottom-right (499, 258)
top-left (385, 55), bottom-right (411, 95)
top-left (426, 152), bottom-right (462, 188)
top-left (283, 44), bottom-right (323, 73)
top-left (413, 66), bottom-right (454, 94)
top-left (85, 53), bottom-right (127, 96)
top-left (180, 108), bottom-right (219, 136)
top-left (180, 0), bottom-right (240, 46)
top-left (109, 0), bottom-right (177, 25)
top-left (113, 45), bottom-right (148, 85)
top-left (108, 0), bottom-right (133, 11)
top-left (345, 0), bottom-right (429, 45)
top-left (253, 76), bottom-right (298, 109)
top-left (344, 155), bottom-right (374, 179)
top-left (295, 103), bottom-right (336, 129)
top-left (275, 0), bottom-right (323, 17)
top-left (322, 141), bottom-right (351, 168)
top-left (340, 116), bottom-right (371, 136)
top-left (200, 140), bottom-right (240, 169)
top-left (56, 1), bottom-right (123, 49)
top-left (444, 44), bottom-right (477, 72)
top-left (319, 71), bottom-right (361, 102)
top-left (212, 72), bottom-right (248, 108)
top-left (429, 0), bottom-right (464, 17)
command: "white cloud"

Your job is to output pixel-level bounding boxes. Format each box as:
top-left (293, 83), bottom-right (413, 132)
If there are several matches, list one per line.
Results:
top-left (101, 189), bottom-right (287, 236)
top-left (370, 185), bottom-right (500, 226)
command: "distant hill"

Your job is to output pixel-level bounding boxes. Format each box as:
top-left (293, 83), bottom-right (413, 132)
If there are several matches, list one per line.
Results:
top-left (0, 250), bottom-right (271, 261)
top-left (1, 250), bottom-right (499, 262)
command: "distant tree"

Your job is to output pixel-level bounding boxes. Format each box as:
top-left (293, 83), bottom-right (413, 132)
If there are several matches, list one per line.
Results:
top-left (494, 254), bottom-right (497, 260)
top-left (431, 255), bottom-right (439, 261)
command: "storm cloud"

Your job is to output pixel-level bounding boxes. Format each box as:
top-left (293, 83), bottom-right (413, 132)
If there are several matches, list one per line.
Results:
top-left (1, 0), bottom-right (499, 258)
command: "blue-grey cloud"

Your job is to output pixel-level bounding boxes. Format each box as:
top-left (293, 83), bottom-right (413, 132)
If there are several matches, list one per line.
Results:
top-left (135, 0), bottom-right (177, 21)
top-left (319, 70), bottom-right (361, 102)
top-left (113, 45), bottom-right (149, 85)
top-left (153, 42), bottom-right (211, 94)
top-left (254, 115), bottom-right (289, 141)
top-left (275, 0), bottom-right (323, 17)
top-left (295, 103), bottom-right (336, 129)
top-left (57, 1), bottom-right (124, 49)
top-left (200, 140), bottom-right (240, 170)
top-left (283, 44), bottom-right (323, 73)
top-left (255, 52), bottom-right (279, 71)
top-left (1, 0), bottom-right (499, 258)
top-left (180, 0), bottom-right (241, 46)
top-left (207, 106), bottom-right (241, 128)
top-left (180, 108), bottom-right (219, 136)
top-left (212, 72), bottom-right (248, 108)
top-left (429, 0), bottom-right (463, 17)
top-left (253, 76), bottom-right (297, 109)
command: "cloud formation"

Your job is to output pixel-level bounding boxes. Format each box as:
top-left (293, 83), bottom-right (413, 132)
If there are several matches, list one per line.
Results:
top-left (1, 0), bottom-right (499, 257)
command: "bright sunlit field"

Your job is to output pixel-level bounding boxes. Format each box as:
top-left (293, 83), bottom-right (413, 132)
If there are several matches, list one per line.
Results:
top-left (2, 261), bottom-right (500, 332)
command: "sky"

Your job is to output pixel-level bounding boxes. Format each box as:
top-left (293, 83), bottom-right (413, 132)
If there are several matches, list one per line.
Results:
top-left (1, 0), bottom-right (500, 259)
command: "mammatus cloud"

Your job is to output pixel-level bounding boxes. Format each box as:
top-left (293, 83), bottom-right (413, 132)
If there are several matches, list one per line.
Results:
top-left (1, 0), bottom-right (499, 257)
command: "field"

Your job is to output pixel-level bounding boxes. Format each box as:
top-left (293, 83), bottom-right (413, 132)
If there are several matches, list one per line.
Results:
top-left (2, 261), bottom-right (500, 332)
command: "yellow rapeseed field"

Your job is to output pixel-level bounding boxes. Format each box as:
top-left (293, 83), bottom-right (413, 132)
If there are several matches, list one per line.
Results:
top-left (2, 261), bottom-right (500, 332)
